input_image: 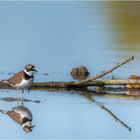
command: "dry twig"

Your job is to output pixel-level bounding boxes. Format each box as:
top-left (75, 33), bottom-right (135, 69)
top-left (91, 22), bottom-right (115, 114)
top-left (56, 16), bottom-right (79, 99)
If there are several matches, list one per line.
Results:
top-left (76, 56), bottom-right (134, 85)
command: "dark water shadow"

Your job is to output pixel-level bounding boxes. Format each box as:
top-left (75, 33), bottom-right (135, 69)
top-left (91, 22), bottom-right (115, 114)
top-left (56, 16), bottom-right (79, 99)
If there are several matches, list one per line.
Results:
top-left (36, 87), bottom-right (140, 100)
top-left (0, 97), bottom-right (40, 103)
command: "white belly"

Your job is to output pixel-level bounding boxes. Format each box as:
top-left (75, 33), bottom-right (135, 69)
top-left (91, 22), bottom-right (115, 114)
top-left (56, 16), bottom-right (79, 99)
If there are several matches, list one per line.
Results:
top-left (14, 78), bottom-right (33, 89)
top-left (13, 106), bottom-right (33, 121)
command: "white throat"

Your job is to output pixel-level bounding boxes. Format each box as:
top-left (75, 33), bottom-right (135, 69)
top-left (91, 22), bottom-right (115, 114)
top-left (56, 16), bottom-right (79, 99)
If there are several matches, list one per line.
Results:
top-left (22, 121), bottom-right (32, 128)
top-left (24, 69), bottom-right (34, 76)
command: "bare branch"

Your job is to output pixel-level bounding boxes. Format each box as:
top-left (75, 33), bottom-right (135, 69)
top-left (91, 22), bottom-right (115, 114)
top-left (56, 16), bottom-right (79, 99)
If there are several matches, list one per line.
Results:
top-left (88, 79), bottom-right (140, 86)
top-left (76, 56), bottom-right (134, 85)
top-left (1, 79), bottom-right (140, 89)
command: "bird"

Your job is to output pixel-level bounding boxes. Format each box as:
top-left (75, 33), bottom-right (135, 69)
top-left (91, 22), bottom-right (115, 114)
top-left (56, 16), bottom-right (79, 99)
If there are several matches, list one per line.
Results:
top-left (0, 105), bottom-right (35, 132)
top-left (2, 64), bottom-right (37, 92)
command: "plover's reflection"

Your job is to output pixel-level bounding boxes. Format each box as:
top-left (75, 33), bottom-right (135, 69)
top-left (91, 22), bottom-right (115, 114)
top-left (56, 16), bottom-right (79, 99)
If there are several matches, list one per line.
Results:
top-left (0, 104), bottom-right (35, 132)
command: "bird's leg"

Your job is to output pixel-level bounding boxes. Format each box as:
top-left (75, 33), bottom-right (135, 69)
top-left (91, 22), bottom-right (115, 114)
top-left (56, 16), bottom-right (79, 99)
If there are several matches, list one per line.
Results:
top-left (21, 101), bottom-right (24, 106)
top-left (16, 90), bottom-right (24, 106)
top-left (17, 90), bottom-right (24, 102)
top-left (20, 90), bottom-right (24, 101)
top-left (16, 90), bottom-right (20, 106)
top-left (28, 87), bottom-right (31, 92)
top-left (22, 90), bottom-right (24, 94)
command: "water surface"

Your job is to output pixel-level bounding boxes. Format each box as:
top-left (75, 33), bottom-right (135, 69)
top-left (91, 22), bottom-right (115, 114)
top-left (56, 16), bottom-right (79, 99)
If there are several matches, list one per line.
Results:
top-left (0, 1), bottom-right (140, 139)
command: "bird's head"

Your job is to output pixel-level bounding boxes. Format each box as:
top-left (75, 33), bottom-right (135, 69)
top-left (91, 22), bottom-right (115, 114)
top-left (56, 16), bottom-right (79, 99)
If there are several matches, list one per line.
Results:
top-left (24, 64), bottom-right (37, 76)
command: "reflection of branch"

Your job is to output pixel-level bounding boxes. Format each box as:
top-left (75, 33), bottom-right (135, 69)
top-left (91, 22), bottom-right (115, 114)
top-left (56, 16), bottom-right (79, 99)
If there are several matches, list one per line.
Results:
top-left (76, 56), bottom-right (134, 85)
top-left (93, 99), bottom-right (131, 132)
top-left (78, 91), bottom-right (131, 132)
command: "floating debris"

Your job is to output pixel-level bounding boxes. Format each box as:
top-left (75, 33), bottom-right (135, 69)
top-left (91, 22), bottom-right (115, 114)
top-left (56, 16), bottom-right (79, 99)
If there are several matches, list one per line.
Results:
top-left (70, 66), bottom-right (90, 80)
top-left (42, 73), bottom-right (48, 76)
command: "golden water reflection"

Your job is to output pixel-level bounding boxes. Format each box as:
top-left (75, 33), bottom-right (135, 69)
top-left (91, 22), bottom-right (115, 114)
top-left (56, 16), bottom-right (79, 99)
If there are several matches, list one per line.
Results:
top-left (108, 2), bottom-right (140, 51)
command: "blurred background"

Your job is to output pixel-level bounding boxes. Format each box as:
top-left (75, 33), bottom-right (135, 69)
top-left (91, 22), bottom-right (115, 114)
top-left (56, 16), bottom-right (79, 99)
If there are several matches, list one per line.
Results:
top-left (0, 1), bottom-right (140, 82)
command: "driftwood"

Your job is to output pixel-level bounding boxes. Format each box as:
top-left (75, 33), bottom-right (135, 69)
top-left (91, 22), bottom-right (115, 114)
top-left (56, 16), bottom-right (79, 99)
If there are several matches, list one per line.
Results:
top-left (0, 56), bottom-right (139, 91)
top-left (1, 79), bottom-right (140, 89)
top-left (87, 79), bottom-right (140, 86)
top-left (75, 56), bottom-right (134, 85)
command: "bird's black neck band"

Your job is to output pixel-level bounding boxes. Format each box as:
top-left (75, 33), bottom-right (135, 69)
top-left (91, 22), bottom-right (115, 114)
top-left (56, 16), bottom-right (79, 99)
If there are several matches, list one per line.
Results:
top-left (22, 117), bottom-right (31, 124)
top-left (24, 71), bottom-right (33, 80)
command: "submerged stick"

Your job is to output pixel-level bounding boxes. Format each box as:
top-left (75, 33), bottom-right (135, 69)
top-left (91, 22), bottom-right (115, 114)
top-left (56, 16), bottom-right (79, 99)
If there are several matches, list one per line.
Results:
top-left (76, 56), bottom-right (134, 85)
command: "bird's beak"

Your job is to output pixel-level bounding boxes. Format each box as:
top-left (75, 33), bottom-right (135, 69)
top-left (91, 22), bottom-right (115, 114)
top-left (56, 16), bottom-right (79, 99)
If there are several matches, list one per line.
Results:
top-left (33, 69), bottom-right (38, 72)
top-left (31, 125), bottom-right (36, 128)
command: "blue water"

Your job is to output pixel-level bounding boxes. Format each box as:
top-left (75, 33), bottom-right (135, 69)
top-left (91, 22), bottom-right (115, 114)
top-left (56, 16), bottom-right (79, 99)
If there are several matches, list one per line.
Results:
top-left (0, 1), bottom-right (140, 139)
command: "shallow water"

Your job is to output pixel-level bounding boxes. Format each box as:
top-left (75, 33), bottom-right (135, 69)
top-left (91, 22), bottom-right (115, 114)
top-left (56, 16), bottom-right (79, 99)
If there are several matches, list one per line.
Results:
top-left (0, 1), bottom-right (140, 139)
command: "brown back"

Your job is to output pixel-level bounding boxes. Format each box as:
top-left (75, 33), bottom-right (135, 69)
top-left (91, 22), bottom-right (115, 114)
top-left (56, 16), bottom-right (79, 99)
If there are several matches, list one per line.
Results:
top-left (8, 71), bottom-right (24, 85)
top-left (7, 110), bottom-right (22, 125)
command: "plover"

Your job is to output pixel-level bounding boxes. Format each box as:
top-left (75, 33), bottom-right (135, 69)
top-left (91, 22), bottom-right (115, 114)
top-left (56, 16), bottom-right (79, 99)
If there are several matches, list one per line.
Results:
top-left (2, 64), bottom-right (37, 92)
